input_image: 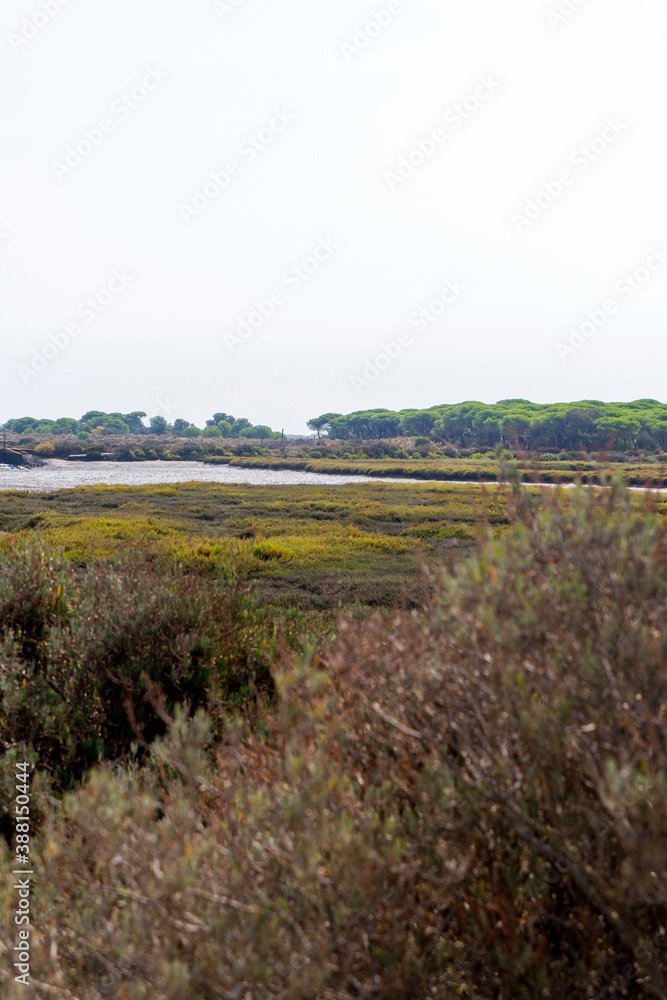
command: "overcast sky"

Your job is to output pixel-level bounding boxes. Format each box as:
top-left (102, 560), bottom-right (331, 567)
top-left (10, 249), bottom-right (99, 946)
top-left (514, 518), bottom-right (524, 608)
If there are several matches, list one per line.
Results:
top-left (1, 0), bottom-right (665, 433)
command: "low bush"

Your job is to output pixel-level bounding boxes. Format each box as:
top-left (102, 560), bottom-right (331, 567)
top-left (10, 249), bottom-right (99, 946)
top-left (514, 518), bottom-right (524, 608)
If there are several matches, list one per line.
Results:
top-left (0, 540), bottom-right (275, 801)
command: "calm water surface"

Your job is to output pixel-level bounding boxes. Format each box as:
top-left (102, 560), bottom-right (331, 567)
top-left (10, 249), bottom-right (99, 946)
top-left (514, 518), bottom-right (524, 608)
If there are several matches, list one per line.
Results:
top-left (0, 459), bottom-right (421, 492)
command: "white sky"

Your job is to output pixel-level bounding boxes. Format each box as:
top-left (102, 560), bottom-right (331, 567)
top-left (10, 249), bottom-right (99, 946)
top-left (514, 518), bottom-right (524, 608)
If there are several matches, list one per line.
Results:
top-left (1, 0), bottom-right (665, 433)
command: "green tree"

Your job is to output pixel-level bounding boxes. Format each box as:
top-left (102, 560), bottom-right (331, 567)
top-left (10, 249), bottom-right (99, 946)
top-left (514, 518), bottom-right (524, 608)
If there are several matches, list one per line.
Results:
top-left (81, 410), bottom-right (106, 425)
top-left (230, 419), bottom-right (251, 438)
top-left (149, 416), bottom-right (170, 436)
top-left (172, 419), bottom-right (192, 435)
top-left (499, 413), bottom-right (531, 448)
top-left (371, 412), bottom-right (402, 438)
top-left (251, 425), bottom-right (273, 440)
top-left (327, 416), bottom-right (351, 439)
top-left (307, 413), bottom-right (341, 438)
top-left (400, 412), bottom-right (437, 437)
top-left (3, 417), bottom-right (39, 434)
top-left (52, 418), bottom-right (80, 435)
top-left (124, 411), bottom-right (147, 434)
top-left (99, 417), bottom-right (130, 436)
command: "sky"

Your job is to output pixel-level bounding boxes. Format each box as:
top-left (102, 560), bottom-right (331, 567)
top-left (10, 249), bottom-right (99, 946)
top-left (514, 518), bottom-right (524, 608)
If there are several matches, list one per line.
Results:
top-left (1, 0), bottom-right (666, 434)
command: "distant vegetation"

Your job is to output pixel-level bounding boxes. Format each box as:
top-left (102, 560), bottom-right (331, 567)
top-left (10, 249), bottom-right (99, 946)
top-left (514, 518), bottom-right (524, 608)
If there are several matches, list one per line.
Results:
top-left (308, 399), bottom-right (667, 451)
top-left (2, 410), bottom-right (281, 440)
top-left (7, 400), bottom-right (667, 455)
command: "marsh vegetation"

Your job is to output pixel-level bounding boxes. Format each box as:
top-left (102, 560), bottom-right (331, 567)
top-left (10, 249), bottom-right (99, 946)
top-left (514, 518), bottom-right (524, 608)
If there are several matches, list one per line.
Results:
top-left (1, 478), bottom-right (667, 997)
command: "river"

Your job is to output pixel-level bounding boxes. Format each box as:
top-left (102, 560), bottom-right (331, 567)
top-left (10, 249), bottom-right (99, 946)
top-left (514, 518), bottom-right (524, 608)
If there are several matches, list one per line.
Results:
top-left (1, 460), bottom-right (661, 494)
top-left (0, 459), bottom-right (423, 492)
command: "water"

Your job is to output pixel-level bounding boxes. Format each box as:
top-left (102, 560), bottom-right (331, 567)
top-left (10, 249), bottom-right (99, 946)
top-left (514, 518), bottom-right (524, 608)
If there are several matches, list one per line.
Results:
top-left (1, 460), bottom-right (662, 494)
top-left (0, 459), bottom-right (422, 492)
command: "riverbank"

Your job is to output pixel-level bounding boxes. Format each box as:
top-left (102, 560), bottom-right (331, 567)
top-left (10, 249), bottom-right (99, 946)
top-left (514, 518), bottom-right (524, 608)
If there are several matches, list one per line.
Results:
top-left (0, 447), bottom-right (43, 467)
top-left (6, 428), bottom-right (667, 486)
top-left (210, 453), bottom-right (667, 487)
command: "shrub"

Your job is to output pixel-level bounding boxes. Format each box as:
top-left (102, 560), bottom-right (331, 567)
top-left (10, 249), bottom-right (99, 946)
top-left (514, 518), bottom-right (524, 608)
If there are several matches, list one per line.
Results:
top-left (252, 541), bottom-right (287, 561)
top-left (33, 441), bottom-right (54, 456)
top-left (320, 481), bottom-right (667, 996)
top-left (0, 542), bottom-right (274, 797)
top-left (0, 538), bottom-right (69, 664)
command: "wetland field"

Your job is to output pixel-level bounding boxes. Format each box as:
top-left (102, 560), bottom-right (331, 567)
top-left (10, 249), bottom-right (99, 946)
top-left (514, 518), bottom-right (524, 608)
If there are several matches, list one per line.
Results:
top-left (2, 474), bottom-right (667, 998)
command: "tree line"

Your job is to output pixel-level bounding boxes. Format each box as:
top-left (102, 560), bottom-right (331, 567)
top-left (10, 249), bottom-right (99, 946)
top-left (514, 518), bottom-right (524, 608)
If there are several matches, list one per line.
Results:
top-left (2, 411), bottom-right (281, 440)
top-left (7, 401), bottom-right (667, 452)
top-left (308, 399), bottom-right (667, 452)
